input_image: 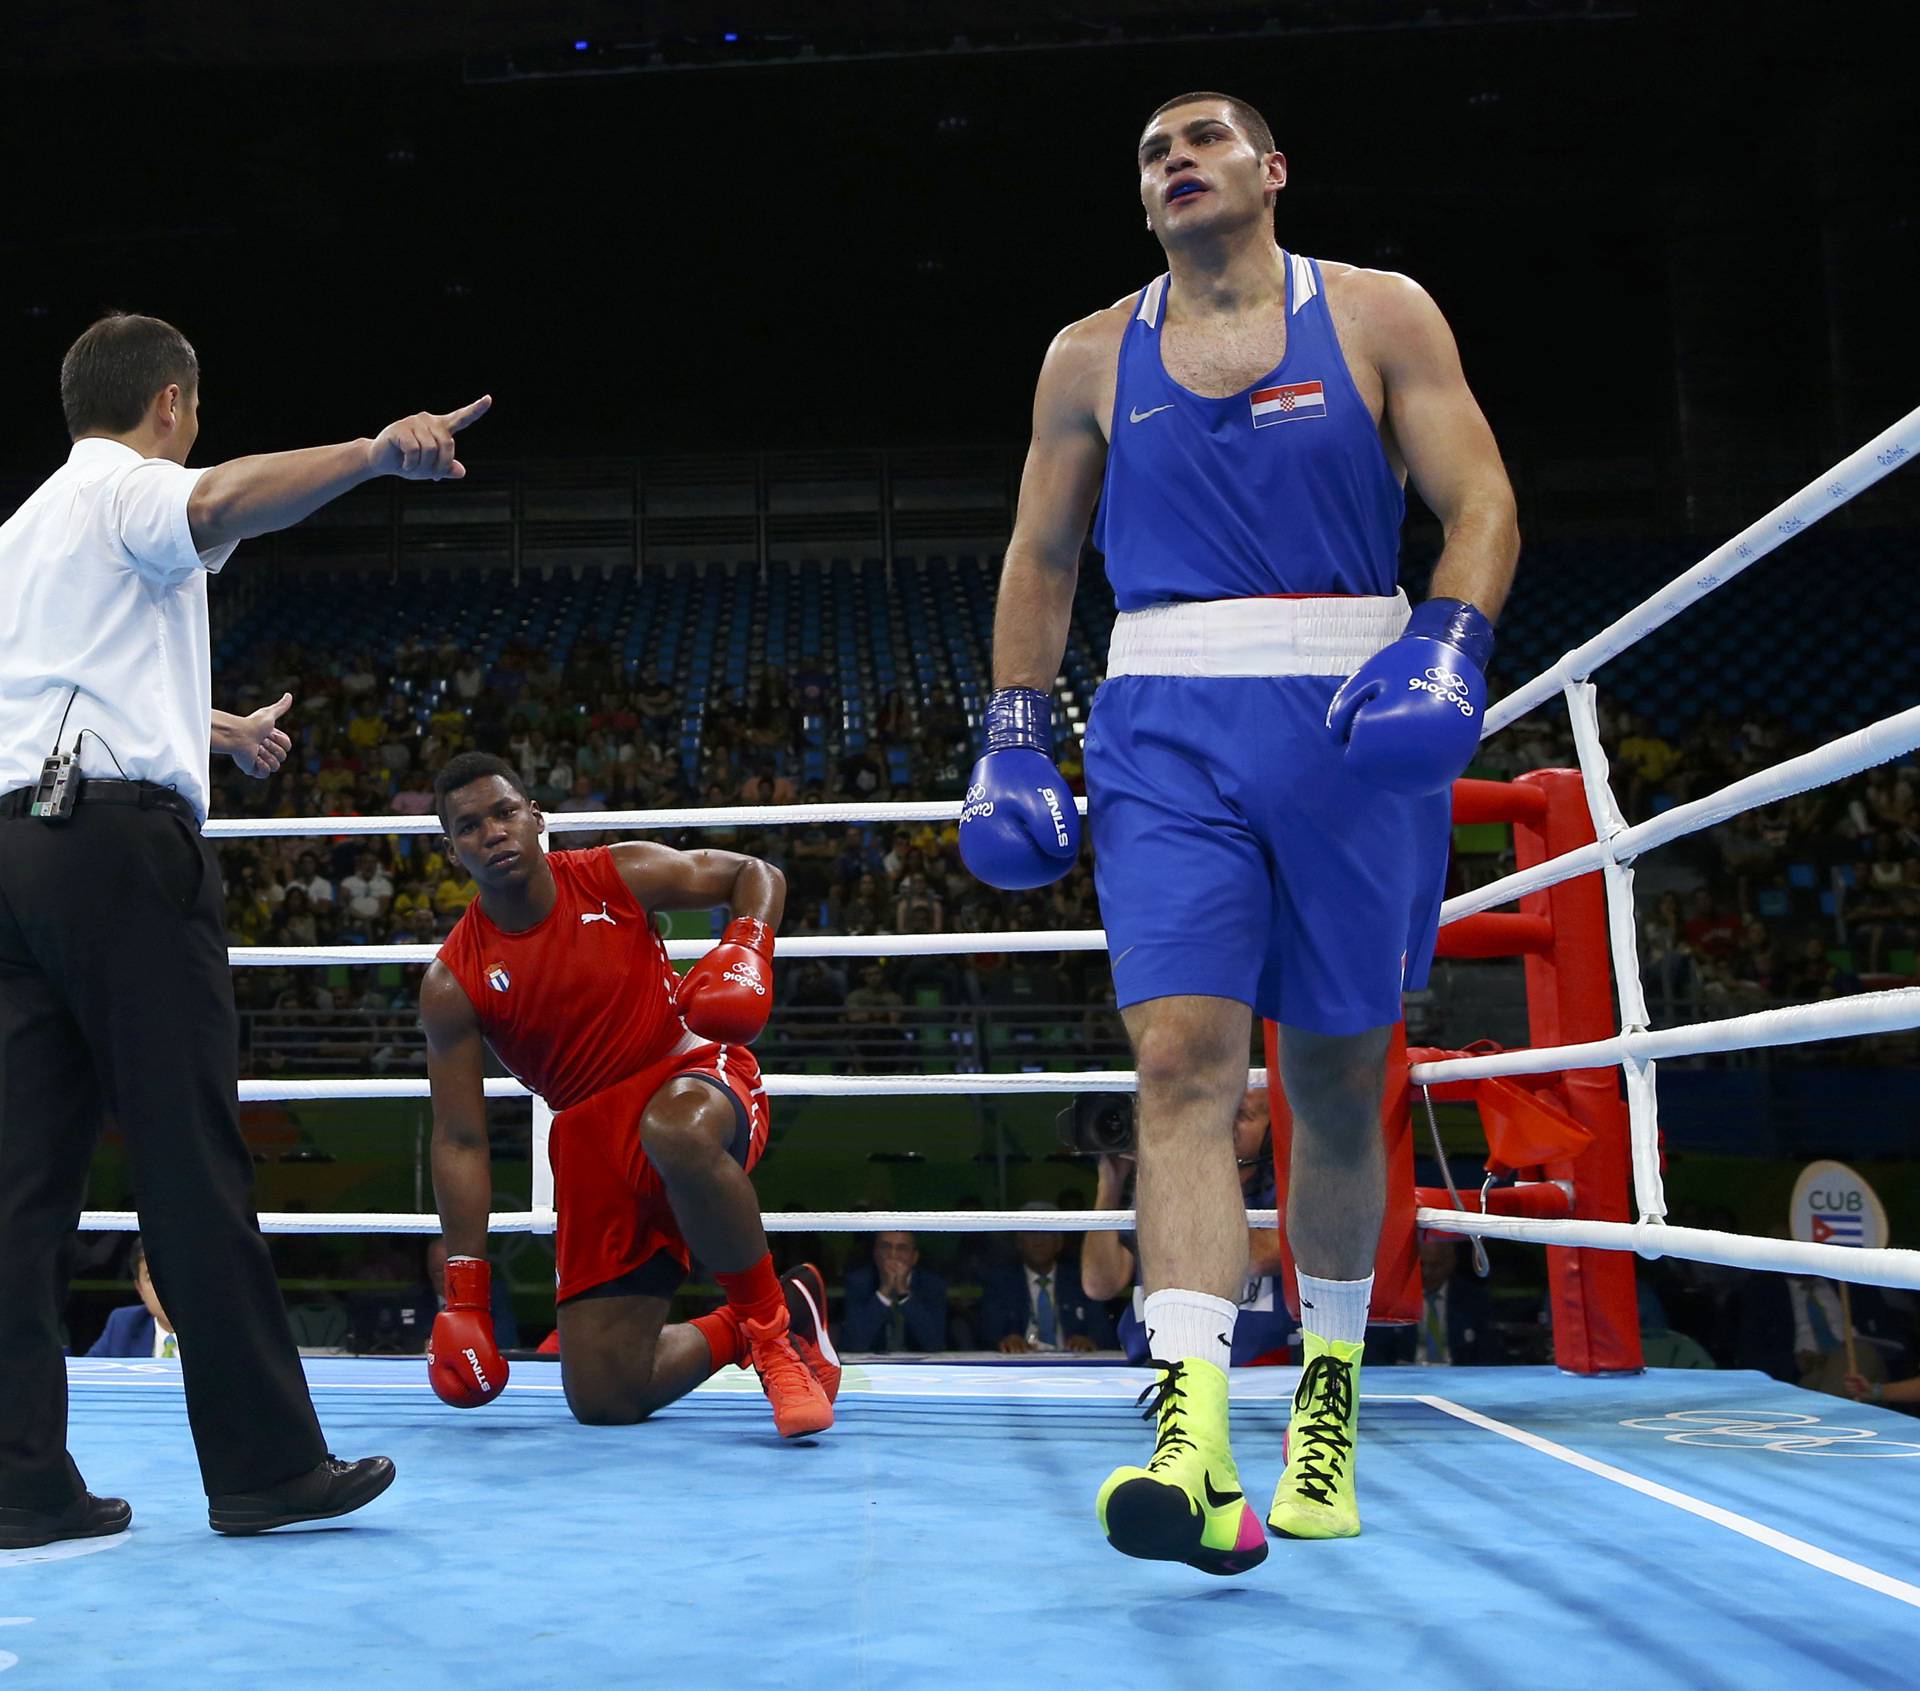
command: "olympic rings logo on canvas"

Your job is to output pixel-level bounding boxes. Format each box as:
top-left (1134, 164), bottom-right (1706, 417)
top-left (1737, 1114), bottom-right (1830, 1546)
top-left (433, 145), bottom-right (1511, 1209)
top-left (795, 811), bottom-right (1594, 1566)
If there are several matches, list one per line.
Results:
top-left (1618, 1407), bottom-right (1920, 1457)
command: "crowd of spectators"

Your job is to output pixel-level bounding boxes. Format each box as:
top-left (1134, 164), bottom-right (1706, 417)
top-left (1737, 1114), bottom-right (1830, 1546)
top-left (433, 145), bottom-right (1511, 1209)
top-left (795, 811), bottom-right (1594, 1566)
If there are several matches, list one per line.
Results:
top-left (1470, 697), bottom-right (1920, 1024)
top-left (208, 629), bottom-right (1111, 1053)
top-left (202, 606), bottom-right (1919, 1068)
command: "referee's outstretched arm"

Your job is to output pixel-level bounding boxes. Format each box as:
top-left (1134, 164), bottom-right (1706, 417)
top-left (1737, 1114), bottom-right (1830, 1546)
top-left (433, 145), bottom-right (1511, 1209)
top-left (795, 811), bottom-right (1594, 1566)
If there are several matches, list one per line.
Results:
top-left (185, 393), bottom-right (492, 549)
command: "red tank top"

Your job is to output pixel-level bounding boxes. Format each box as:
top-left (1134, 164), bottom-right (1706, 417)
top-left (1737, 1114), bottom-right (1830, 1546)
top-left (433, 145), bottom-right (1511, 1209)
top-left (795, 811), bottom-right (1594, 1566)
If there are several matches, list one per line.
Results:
top-left (437, 847), bottom-right (686, 1110)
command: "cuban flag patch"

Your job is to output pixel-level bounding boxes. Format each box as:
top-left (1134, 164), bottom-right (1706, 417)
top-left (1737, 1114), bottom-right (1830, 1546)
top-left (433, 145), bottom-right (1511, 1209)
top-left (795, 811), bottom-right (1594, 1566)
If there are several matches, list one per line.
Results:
top-left (486, 963), bottom-right (511, 994)
top-left (1811, 1212), bottom-right (1864, 1245)
top-left (1251, 379), bottom-right (1327, 427)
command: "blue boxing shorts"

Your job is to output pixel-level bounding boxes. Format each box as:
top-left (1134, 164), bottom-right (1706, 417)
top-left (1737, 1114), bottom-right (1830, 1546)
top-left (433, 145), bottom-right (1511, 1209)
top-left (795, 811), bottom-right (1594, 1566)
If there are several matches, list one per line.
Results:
top-left (1084, 598), bottom-right (1453, 1036)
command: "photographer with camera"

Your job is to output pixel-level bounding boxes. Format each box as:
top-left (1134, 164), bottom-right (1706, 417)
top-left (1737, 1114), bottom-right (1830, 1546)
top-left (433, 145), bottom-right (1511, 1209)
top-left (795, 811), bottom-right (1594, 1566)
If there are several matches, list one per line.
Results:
top-left (1080, 1088), bottom-right (1291, 1368)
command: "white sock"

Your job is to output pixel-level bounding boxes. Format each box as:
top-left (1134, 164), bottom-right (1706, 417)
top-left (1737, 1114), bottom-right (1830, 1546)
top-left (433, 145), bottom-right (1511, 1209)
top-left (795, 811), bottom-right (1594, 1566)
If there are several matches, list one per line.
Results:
top-left (1296, 1270), bottom-right (1373, 1349)
top-left (1143, 1289), bottom-right (1236, 1374)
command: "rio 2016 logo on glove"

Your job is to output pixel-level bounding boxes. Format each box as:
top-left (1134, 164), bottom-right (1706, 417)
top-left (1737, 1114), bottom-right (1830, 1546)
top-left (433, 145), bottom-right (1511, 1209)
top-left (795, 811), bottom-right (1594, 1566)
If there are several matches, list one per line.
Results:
top-left (722, 960), bottom-right (767, 996)
top-left (1409, 667), bottom-right (1476, 715)
top-left (961, 778), bottom-right (1068, 845)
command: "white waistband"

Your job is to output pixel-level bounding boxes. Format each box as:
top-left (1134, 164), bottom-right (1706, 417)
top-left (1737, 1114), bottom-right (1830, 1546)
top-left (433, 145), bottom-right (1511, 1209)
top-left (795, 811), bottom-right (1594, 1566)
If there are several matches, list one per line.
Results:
top-left (1104, 592), bottom-right (1409, 679)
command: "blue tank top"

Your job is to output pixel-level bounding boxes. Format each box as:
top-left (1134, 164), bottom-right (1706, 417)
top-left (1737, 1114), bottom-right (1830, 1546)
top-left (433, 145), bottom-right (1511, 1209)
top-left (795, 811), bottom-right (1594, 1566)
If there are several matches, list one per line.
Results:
top-left (1091, 251), bottom-right (1406, 610)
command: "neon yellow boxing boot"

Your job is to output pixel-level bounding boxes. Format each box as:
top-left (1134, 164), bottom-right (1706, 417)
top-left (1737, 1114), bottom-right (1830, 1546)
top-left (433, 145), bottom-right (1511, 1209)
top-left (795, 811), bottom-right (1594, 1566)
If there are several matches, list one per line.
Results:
top-left (1097, 1358), bottom-right (1268, 1576)
top-left (1266, 1331), bottom-right (1363, 1539)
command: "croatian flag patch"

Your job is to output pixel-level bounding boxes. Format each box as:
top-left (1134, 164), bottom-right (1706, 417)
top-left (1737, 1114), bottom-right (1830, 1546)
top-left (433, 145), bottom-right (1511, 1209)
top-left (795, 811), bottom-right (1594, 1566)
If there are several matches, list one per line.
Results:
top-left (486, 963), bottom-right (511, 994)
top-left (1251, 379), bottom-right (1326, 427)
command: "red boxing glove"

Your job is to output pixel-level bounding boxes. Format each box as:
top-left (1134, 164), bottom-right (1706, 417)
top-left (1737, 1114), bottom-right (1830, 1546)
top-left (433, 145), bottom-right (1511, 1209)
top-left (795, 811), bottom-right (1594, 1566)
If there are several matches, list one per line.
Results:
top-left (678, 916), bottom-right (775, 1045)
top-left (428, 1256), bottom-right (508, 1408)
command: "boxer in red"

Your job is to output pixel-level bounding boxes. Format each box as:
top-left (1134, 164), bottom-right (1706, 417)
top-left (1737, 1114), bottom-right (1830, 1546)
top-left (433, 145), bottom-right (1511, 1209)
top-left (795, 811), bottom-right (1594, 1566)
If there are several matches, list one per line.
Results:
top-left (419, 752), bottom-right (837, 1437)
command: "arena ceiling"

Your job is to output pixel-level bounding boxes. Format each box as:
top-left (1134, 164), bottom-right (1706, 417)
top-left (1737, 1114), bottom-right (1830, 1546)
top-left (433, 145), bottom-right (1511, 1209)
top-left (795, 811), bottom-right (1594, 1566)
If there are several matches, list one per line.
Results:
top-left (6, 1), bottom-right (1627, 72)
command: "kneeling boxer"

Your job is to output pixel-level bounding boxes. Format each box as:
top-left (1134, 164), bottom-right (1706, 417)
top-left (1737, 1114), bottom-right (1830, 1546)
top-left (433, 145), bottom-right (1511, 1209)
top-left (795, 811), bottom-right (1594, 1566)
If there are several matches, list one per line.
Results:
top-left (420, 752), bottom-right (837, 1436)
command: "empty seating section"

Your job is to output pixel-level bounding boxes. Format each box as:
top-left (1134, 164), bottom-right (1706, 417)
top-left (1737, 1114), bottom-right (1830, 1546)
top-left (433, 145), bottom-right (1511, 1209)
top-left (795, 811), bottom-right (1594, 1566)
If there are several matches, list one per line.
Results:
top-left (1444, 535), bottom-right (1913, 738)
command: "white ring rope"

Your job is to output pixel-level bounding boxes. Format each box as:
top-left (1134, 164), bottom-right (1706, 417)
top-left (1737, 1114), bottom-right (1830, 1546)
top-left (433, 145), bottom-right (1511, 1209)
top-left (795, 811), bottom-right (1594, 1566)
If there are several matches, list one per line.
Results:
top-left (1407, 988), bottom-right (1919, 1082)
top-left (219, 985), bottom-right (1917, 1104)
top-left (1441, 702), bottom-right (1920, 928)
top-left (1482, 401), bottom-right (1920, 735)
top-left (1412, 1211), bottom-right (1920, 1291)
top-left (77, 1210), bottom-right (546, 1236)
top-left (228, 929), bottom-right (1112, 967)
top-left (103, 407), bottom-right (1915, 1299)
top-left (227, 1072), bottom-right (1222, 1103)
top-left (71, 1207), bottom-right (1277, 1238)
top-left (66, 1203), bottom-right (1920, 1292)
top-left (203, 797), bottom-right (1084, 840)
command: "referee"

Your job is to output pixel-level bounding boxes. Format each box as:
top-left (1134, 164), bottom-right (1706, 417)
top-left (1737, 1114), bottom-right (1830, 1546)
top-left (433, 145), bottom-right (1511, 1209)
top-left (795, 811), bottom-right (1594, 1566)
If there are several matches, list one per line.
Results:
top-left (0, 312), bottom-right (489, 1547)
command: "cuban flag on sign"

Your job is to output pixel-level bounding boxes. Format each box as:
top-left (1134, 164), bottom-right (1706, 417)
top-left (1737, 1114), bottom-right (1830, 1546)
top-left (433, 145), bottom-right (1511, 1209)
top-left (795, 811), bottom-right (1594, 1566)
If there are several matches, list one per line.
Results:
top-left (1812, 1213), bottom-right (1865, 1245)
top-left (486, 963), bottom-right (511, 994)
top-left (1251, 379), bottom-right (1327, 427)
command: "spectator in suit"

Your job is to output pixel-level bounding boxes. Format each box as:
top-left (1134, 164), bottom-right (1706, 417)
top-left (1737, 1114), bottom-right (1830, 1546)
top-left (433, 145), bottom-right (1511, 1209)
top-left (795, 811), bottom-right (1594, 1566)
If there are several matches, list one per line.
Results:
top-left (1366, 1236), bottom-right (1501, 1367)
top-left (840, 1232), bottom-right (948, 1353)
top-left (86, 1238), bottom-right (179, 1359)
top-left (979, 1204), bottom-right (1116, 1354)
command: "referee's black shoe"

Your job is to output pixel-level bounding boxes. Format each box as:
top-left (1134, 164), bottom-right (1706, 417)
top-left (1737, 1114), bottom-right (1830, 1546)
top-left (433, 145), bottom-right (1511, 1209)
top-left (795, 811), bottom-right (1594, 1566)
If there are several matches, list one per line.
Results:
top-left (208, 1454), bottom-right (395, 1536)
top-left (0, 1491), bottom-right (131, 1550)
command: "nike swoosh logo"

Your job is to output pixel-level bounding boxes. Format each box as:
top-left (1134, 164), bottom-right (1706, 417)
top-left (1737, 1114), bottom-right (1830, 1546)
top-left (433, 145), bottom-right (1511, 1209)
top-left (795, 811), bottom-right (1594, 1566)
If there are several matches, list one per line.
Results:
top-left (1203, 1473), bottom-right (1243, 1509)
top-left (1112, 945), bottom-right (1137, 968)
top-left (1129, 404), bottom-right (1175, 424)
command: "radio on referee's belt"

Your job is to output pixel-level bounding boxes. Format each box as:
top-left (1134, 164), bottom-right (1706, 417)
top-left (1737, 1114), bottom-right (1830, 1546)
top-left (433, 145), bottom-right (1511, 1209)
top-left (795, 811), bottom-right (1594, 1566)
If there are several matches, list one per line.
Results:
top-left (29, 752), bottom-right (80, 821)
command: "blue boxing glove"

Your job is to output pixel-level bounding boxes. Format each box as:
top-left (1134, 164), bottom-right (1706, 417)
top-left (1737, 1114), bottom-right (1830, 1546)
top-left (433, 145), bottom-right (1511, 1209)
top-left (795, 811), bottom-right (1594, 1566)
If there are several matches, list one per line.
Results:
top-left (958, 688), bottom-right (1081, 890)
top-left (1325, 597), bottom-right (1496, 795)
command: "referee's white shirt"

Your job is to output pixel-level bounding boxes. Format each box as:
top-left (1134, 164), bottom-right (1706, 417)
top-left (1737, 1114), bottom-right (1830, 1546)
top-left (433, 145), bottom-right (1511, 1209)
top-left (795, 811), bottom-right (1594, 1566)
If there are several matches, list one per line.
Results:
top-left (0, 438), bottom-right (239, 822)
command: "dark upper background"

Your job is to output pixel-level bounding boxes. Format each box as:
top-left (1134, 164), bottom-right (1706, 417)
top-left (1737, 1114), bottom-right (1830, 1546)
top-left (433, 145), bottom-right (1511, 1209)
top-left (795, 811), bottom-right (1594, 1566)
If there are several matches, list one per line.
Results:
top-left (1, 1), bottom-right (1914, 531)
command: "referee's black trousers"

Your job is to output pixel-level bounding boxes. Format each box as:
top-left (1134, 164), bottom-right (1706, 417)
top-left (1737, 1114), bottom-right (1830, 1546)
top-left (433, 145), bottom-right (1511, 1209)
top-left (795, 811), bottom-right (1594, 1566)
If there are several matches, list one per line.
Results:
top-left (0, 785), bottom-right (326, 1506)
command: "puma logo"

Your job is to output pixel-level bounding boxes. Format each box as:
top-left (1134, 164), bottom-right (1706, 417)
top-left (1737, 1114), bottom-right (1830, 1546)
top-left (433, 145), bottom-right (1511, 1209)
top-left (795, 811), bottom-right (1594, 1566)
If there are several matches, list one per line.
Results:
top-left (580, 901), bottom-right (617, 926)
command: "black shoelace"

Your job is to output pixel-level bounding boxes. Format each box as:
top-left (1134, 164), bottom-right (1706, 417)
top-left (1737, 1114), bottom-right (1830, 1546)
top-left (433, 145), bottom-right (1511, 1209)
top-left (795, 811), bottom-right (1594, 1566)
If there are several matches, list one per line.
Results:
top-left (1287, 1355), bottom-right (1356, 1505)
top-left (1133, 1359), bottom-right (1196, 1470)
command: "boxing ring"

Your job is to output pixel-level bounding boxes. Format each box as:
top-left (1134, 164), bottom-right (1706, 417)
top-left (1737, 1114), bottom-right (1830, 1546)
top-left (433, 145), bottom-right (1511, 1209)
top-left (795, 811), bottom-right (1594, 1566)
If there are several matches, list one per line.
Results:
top-left (24, 1358), bottom-right (1920, 1689)
top-left (12, 405), bottom-right (1920, 1686)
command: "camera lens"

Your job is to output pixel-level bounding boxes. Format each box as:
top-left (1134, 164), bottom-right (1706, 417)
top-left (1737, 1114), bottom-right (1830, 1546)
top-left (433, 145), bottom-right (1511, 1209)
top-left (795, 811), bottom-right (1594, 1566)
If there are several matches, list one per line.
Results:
top-left (1089, 1104), bottom-right (1132, 1153)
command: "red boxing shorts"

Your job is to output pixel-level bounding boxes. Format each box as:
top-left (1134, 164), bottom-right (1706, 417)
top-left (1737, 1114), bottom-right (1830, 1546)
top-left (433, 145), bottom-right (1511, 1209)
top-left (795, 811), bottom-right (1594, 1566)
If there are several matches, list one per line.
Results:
top-left (549, 1041), bottom-right (769, 1303)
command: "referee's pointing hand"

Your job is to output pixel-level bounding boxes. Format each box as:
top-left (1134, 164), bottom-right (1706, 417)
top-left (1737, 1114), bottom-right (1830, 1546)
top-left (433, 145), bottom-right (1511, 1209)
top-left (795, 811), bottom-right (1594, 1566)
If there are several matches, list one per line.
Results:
top-left (366, 394), bottom-right (492, 482)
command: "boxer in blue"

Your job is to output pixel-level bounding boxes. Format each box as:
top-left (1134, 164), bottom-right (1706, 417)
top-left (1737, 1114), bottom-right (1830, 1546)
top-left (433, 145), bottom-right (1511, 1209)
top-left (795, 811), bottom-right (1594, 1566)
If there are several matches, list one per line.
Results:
top-left (960, 91), bottom-right (1519, 1573)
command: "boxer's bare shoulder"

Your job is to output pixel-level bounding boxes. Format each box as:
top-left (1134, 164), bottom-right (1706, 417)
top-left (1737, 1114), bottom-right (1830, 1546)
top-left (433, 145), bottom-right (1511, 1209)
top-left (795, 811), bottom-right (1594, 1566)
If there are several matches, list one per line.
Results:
top-left (1318, 261), bottom-right (1451, 422)
top-left (1040, 293), bottom-right (1138, 445)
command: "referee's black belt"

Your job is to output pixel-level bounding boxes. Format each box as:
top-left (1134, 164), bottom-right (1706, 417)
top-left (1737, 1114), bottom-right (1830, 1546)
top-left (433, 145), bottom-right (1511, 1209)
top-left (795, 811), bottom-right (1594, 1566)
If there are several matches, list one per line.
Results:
top-left (0, 778), bottom-right (199, 822)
